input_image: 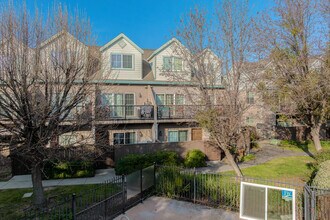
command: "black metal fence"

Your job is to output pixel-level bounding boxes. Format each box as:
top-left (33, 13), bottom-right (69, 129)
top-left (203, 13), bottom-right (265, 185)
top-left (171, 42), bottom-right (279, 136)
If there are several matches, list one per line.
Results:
top-left (21, 164), bottom-right (155, 220)
top-left (154, 165), bottom-right (329, 220)
top-left (305, 187), bottom-right (330, 220)
top-left (1, 164), bottom-right (329, 220)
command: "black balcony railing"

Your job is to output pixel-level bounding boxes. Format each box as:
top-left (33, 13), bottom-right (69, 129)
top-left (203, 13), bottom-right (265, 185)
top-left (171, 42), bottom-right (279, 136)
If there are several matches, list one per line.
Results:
top-left (96, 105), bottom-right (154, 120)
top-left (65, 106), bottom-right (93, 121)
top-left (0, 104), bottom-right (213, 122)
top-left (157, 105), bottom-right (202, 119)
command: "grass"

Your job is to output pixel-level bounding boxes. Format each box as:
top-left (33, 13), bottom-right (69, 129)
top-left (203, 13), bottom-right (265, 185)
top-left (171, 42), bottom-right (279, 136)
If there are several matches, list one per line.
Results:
top-left (277, 140), bottom-right (330, 154)
top-left (0, 184), bottom-right (102, 219)
top-left (226, 156), bottom-right (315, 182)
top-left (240, 154), bottom-right (256, 162)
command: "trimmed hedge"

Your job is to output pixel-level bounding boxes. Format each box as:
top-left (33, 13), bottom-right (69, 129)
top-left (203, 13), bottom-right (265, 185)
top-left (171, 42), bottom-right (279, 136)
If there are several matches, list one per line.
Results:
top-left (313, 160), bottom-right (330, 188)
top-left (314, 149), bottom-right (330, 165)
top-left (115, 151), bottom-right (180, 175)
top-left (43, 160), bottom-right (95, 179)
top-left (184, 149), bottom-right (207, 168)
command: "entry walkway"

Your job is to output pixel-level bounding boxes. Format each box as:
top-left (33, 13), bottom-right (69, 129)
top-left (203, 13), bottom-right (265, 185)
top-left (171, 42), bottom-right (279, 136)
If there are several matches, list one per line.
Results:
top-left (114, 196), bottom-right (239, 220)
top-left (0, 169), bottom-right (117, 190)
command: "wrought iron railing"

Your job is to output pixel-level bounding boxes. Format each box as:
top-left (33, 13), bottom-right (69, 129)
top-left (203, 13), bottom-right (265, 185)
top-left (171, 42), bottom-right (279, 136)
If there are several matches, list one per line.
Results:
top-left (96, 105), bottom-right (154, 120)
top-left (20, 165), bottom-right (156, 220)
top-left (157, 105), bottom-right (211, 119)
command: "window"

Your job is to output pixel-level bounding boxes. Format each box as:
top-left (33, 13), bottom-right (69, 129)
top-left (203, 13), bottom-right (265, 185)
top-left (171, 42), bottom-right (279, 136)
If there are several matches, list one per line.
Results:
top-left (111, 54), bottom-right (133, 69)
top-left (51, 49), bottom-right (76, 63)
top-left (163, 56), bottom-right (182, 71)
top-left (163, 57), bottom-right (172, 71)
top-left (125, 94), bottom-right (134, 115)
top-left (247, 92), bottom-right (255, 104)
top-left (165, 94), bottom-right (174, 105)
top-left (100, 93), bottom-right (135, 117)
top-left (0, 55), bottom-right (9, 75)
top-left (59, 134), bottom-right (77, 146)
top-left (0, 94), bottom-right (6, 117)
top-left (111, 54), bottom-right (121, 68)
top-left (173, 57), bottom-right (182, 71)
top-left (156, 94), bottom-right (165, 105)
top-left (113, 132), bottom-right (136, 145)
top-left (156, 94), bottom-right (184, 105)
top-left (123, 55), bottom-right (133, 68)
top-left (168, 130), bottom-right (188, 142)
top-left (175, 94), bottom-right (185, 105)
top-left (246, 116), bottom-right (254, 125)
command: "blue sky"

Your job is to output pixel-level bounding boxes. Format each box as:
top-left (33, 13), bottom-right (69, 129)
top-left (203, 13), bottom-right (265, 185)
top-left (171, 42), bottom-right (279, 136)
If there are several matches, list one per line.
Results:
top-left (3, 0), bottom-right (273, 48)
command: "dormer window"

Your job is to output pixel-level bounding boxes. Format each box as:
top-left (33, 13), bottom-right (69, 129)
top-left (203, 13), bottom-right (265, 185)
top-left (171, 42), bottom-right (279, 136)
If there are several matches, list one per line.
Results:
top-left (163, 56), bottom-right (182, 71)
top-left (111, 54), bottom-right (133, 69)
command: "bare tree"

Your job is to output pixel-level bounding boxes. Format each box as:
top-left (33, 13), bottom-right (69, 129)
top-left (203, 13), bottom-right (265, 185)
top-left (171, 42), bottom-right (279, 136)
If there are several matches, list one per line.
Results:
top-left (0, 4), bottom-right (98, 206)
top-left (257, 0), bottom-right (330, 152)
top-left (169, 0), bottom-right (257, 177)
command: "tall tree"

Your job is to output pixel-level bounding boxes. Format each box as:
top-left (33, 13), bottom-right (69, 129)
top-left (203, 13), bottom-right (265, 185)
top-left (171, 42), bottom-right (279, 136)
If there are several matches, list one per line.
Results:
top-left (0, 4), bottom-right (97, 206)
top-left (257, 0), bottom-right (329, 151)
top-left (171, 0), bottom-right (257, 177)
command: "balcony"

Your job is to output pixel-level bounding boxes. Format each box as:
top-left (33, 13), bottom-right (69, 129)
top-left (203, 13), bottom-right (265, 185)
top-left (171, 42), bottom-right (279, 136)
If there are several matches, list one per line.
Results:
top-left (157, 105), bottom-right (200, 120)
top-left (96, 105), bottom-right (154, 121)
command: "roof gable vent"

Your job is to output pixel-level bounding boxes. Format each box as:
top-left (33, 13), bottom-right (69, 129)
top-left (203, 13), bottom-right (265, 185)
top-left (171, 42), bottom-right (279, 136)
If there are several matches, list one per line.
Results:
top-left (118, 40), bottom-right (127, 49)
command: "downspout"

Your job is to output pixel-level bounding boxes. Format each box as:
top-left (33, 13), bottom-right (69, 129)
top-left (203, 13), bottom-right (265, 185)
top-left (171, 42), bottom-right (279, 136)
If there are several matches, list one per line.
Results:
top-left (148, 85), bottom-right (158, 143)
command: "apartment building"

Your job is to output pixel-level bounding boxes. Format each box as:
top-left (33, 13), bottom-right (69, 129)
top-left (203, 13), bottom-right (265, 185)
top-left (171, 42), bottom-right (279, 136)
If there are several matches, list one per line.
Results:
top-left (0, 32), bottom-right (223, 169)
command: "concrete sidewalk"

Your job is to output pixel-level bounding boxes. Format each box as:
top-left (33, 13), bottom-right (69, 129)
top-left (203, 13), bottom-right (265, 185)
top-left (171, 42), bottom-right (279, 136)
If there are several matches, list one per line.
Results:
top-left (114, 196), bottom-right (239, 220)
top-left (0, 169), bottom-right (118, 190)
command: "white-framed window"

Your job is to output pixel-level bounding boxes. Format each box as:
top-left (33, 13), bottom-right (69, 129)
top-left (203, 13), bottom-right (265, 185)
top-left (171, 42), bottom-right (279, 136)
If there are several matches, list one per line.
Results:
top-left (100, 93), bottom-right (135, 117)
top-left (59, 134), bottom-right (77, 146)
top-left (111, 54), bottom-right (133, 69)
top-left (168, 130), bottom-right (188, 142)
top-left (50, 49), bottom-right (77, 64)
top-left (0, 94), bottom-right (7, 116)
top-left (113, 132), bottom-right (136, 145)
top-left (156, 94), bottom-right (185, 105)
top-left (246, 116), bottom-right (254, 125)
top-left (247, 92), bottom-right (255, 104)
top-left (163, 56), bottom-right (182, 71)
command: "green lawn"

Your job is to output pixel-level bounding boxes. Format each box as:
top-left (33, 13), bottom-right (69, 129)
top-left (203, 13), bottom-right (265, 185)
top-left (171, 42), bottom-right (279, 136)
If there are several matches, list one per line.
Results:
top-left (277, 140), bottom-right (330, 154)
top-left (226, 156), bottom-right (315, 182)
top-left (0, 184), bottom-right (102, 219)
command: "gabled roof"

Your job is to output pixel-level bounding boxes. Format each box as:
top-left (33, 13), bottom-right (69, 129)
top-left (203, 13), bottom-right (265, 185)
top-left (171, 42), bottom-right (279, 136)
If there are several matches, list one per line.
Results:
top-left (147, 38), bottom-right (182, 61)
top-left (100, 33), bottom-right (144, 54)
top-left (38, 30), bottom-right (85, 49)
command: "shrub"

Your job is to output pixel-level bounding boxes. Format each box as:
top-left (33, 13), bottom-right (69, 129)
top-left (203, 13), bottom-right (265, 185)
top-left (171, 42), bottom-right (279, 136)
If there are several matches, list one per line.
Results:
top-left (115, 151), bottom-right (180, 175)
top-left (240, 154), bottom-right (256, 162)
top-left (43, 160), bottom-right (95, 179)
top-left (184, 149), bottom-right (207, 168)
top-left (314, 149), bottom-right (330, 165)
top-left (313, 160), bottom-right (330, 188)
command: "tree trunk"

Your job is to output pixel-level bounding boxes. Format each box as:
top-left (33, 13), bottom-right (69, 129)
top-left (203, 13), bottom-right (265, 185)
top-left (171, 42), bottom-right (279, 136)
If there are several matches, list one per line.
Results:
top-left (31, 162), bottom-right (45, 207)
top-left (223, 148), bottom-right (243, 177)
top-left (311, 125), bottom-right (322, 152)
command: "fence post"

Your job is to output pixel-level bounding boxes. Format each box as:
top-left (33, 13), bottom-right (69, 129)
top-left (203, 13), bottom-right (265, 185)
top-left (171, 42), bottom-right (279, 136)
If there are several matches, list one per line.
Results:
top-left (71, 193), bottom-right (76, 220)
top-left (304, 186), bottom-right (310, 220)
top-left (153, 163), bottom-right (156, 191)
top-left (311, 189), bottom-right (316, 220)
top-left (193, 167), bottom-right (196, 204)
top-left (122, 174), bottom-right (126, 214)
top-left (140, 168), bottom-right (143, 203)
top-left (104, 181), bottom-right (107, 219)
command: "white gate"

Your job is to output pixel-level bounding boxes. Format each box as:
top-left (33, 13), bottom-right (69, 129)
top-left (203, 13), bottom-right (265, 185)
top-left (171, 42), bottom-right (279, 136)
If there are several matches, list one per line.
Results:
top-left (240, 182), bottom-right (296, 220)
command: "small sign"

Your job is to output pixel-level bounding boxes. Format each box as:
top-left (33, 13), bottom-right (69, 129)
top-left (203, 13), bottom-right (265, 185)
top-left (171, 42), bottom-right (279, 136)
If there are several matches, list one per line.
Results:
top-left (282, 190), bottom-right (293, 201)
